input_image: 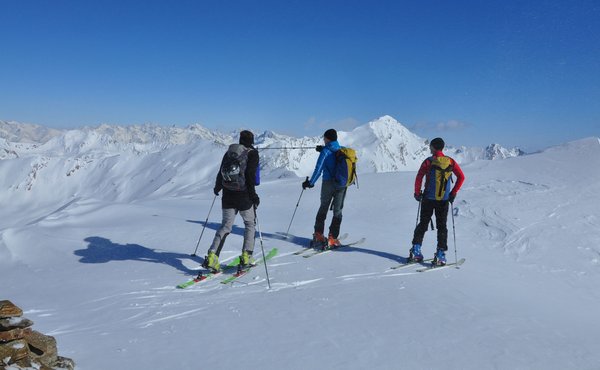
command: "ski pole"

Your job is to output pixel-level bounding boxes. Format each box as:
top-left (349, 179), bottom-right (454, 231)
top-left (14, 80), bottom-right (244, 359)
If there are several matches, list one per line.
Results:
top-left (256, 146), bottom-right (316, 150)
top-left (451, 201), bottom-right (458, 266)
top-left (415, 195), bottom-right (422, 227)
top-left (254, 207), bottom-right (272, 289)
top-left (191, 194), bottom-right (218, 256)
top-left (285, 181), bottom-right (306, 238)
top-left (416, 193), bottom-right (434, 230)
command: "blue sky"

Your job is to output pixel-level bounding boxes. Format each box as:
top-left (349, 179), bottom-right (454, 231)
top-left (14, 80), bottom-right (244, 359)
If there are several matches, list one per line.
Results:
top-left (1, 0), bottom-right (598, 151)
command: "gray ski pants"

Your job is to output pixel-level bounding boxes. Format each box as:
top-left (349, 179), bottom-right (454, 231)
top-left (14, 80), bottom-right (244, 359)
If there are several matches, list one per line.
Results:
top-left (314, 180), bottom-right (346, 238)
top-left (208, 208), bottom-right (255, 255)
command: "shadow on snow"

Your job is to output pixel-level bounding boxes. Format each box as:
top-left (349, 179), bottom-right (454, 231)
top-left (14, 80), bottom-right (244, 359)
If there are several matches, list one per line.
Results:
top-left (186, 220), bottom-right (312, 248)
top-left (333, 245), bottom-right (406, 264)
top-left (187, 220), bottom-right (404, 262)
top-left (75, 236), bottom-right (202, 275)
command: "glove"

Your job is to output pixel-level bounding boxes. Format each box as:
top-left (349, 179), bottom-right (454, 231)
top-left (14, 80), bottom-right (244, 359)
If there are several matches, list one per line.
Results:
top-left (214, 188), bottom-right (220, 196)
top-left (316, 145), bottom-right (324, 152)
top-left (302, 179), bottom-right (314, 190)
top-left (449, 193), bottom-right (456, 203)
top-left (414, 193), bottom-right (422, 202)
top-left (252, 195), bottom-right (260, 208)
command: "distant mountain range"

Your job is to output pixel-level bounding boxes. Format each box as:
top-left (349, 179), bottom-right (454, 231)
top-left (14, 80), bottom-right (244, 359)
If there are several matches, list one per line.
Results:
top-left (0, 115), bottom-right (524, 171)
top-left (0, 116), bottom-right (526, 204)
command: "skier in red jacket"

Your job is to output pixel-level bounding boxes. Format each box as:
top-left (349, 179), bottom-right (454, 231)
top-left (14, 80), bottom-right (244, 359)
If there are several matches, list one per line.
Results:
top-left (410, 137), bottom-right (465, 266)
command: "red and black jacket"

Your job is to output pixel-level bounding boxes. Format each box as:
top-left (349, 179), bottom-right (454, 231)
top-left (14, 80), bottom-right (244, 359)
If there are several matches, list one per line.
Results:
top-left (414, 151), bottom-right (465, 201)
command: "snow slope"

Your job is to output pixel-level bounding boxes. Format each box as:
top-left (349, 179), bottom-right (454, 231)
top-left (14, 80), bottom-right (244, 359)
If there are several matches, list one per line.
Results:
top-left (1, 137), bottom-right (599, 369)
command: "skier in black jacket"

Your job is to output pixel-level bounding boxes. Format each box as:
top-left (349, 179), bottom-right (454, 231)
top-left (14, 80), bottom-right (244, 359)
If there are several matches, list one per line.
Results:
top-left (202, 130), bottom-right (260, 272)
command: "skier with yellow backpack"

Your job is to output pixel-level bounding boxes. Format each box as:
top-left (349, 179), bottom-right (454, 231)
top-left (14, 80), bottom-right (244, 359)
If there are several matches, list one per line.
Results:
top-left (410, 137), bottom-right (465, 265)
top-left (302, 129), bottom-right (357, 249)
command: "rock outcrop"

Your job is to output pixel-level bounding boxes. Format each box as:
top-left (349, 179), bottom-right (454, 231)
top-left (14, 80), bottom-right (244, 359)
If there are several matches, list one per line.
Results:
top-left (0, 300), bottom-right (75, 370)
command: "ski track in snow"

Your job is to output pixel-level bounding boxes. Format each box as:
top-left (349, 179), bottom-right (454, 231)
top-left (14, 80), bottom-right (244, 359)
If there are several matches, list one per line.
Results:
top-left (26, 197), bottom-right (81, 225)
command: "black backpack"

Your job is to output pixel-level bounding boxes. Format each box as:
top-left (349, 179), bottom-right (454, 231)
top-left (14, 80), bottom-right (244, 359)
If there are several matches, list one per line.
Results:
top-left (221, 144), bottom-right (251, 191)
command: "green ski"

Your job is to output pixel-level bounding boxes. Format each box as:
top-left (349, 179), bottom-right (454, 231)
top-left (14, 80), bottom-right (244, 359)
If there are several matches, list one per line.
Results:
top-left (221, 248), bottom-right (278, 284)
top-left (177, 257), bottom-right (240, 289)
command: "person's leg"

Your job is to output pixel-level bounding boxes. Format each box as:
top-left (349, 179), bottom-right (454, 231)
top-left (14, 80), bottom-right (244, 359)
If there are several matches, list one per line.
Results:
top-left (328, 187), bottom-right (347, 238)
top-left (208, 208), bottom-right (237, 255)
top-left (239, 208), bottom-right (256, 254)
top-left (314, 181), bottom-right (335, 234)
top-left (434, 201), bottom-right (449, 251)
top-left (412, 199), bottom-right (434, 246)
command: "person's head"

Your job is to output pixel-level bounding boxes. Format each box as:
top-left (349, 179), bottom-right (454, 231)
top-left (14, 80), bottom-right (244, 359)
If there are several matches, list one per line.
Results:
top-left (323, 128), bottom-right (337, 144)
top-left (430, 137), bottom-right (445, 154)
top-left (239, 130), bottom-right (254, 147)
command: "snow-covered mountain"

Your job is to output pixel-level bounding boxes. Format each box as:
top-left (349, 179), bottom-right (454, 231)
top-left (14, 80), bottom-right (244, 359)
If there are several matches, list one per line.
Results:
top-left (1, 115), bottom-right (521, 165)
top-left (235, 115), bottom-right (524, 175)
top-left (0, 116), bottom-right (523, 207)
top-left (0, 120), bottom-right (63, 144)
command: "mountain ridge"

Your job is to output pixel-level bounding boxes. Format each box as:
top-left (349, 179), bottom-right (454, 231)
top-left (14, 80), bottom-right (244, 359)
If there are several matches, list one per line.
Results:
top-left (0, 116), bottom-right (533, 205)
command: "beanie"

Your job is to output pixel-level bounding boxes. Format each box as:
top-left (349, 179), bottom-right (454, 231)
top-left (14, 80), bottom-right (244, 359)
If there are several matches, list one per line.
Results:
top-left (324, 129), bottom-right (337, 142)
top-left (430, 137), bottom-right (445, 150)
top-left (239, 130), bottom-right (254, 147)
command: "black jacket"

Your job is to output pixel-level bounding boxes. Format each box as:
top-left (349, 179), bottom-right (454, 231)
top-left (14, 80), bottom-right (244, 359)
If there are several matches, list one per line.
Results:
top-left (214, 145), bottom-right (259, 211)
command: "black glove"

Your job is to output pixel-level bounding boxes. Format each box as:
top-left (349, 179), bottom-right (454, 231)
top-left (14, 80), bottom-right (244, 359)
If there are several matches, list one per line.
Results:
top-left (214, 187), bottom-right (220, 196)
top-left (316, 145), bottom-right (324, 152)
top-left (252, 195), bottom-right (260, 208)
top-left (302, 179), bottom-right (314, 190)
top-left (414, 193), bottom-right (422, 202)
top-left (449, 193), bottom-right (456, 203)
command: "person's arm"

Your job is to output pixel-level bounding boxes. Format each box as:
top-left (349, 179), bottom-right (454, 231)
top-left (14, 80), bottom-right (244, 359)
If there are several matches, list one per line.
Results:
top-left (414, 159), bottom-right (430, 196)
top-left (309, 150), bottom-right (328, 186)
top-left (450, 160), bottom-right (465, 196)
top-left (245, 149), bottom-right (259, 200)
top-left (214, 154), bottom-right (225, 195)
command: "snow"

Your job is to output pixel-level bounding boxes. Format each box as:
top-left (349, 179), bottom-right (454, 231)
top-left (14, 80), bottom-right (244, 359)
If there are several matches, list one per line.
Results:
top-left (1, 118), bottom-right (599, 369)
top-left (6, 317), bottom-right (26, 326)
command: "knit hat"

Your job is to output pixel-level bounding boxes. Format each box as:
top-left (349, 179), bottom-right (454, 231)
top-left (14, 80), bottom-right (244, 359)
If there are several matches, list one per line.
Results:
top-left (323, 129), bottom-right (337, 142)
top-left (239, 130), bottom-right (254, 147)
top-left (430, 137), bottom-right (445, 150)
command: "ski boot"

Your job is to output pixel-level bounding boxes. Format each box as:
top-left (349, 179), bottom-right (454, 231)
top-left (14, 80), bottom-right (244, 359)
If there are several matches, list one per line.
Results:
top-left (409, 244), bottom-right (424, 262)
top-left (310, 232), bottom-right (327, 249)
top-left (202, 251), bottom-right (221, 273)
top-left (238, 250), bottom-right (256, 273)
top-left (327, 234), bottom-right (342, 249)
top-left (433, 249), bottom-right (446, 266)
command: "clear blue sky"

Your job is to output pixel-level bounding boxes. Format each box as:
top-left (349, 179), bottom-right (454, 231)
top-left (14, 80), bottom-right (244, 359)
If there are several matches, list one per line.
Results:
top-left (1, 0), bottom-right (598, 151)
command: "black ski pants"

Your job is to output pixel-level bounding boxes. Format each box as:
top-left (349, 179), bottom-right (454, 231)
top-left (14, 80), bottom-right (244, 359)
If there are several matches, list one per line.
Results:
top-left (412, 198), bottom-right (449, 251)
